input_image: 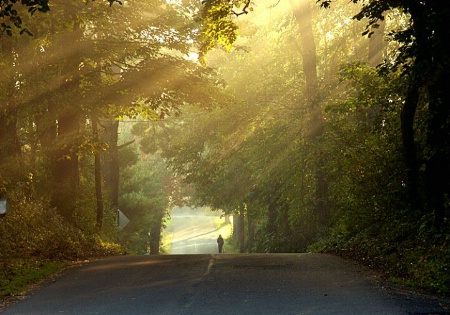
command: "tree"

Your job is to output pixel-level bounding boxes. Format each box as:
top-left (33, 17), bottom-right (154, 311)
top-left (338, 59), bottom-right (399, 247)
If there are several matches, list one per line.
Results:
top-left (0, 0), bottom-right (49, 35)
top-left (0, 0), bottom-right (125, 36)
top-left (0, 0), bottom-right (227, 259)
top-left (156, 0), bottom-right (449, 292)
top-left (117, 122), bottom-right (177, 254)
top-left (0, 35), bottom-right (25, 190)
top-left (319, 0), bottom-right (450, 229)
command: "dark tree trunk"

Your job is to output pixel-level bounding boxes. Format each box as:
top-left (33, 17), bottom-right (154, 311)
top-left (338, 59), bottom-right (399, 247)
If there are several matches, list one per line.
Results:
top-left (290, 0), bottom-right (318, 103)
top-left (402, 1), bottom-right (450, 227)
top-left (247, 215), bottom-right (254, 253)
top-left (48, 10), bottom-right (83, 224)
top-left (0, 107), bottom-right (22, 176)
top-left (0, 36), bottom-right (23, 183)
top-left (238, 208), bottom-right (245, 253)
top-left (267, 201), bottom-right (277, 236)
top-left (425, 80), bottom-right (450, 228)
top-left (50, 110), bottom-right (81, 223)
top-left (149, 210), bottom-right (164, 255)
top-left (280, 205), bottom-right (291, 240)
top-left (233, 212), bottom-right (238, 240)
top-left (103, 120), bottom-right (120, 211)
top-left (290, 0), bottom-right (328, 227)
top-left (93, 117), bottom-right (104, 232)
top-left (400, 86), bottom-right (420, 212)
top-left (423, 2), bottom-right (450, 228)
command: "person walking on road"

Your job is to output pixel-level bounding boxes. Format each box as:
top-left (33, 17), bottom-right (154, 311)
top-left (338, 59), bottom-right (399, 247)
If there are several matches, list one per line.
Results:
top-left (217, 234), bottom-right (224, 253)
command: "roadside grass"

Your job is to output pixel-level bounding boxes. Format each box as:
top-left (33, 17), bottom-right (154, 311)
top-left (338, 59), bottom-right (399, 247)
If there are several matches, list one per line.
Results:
top-left (0, 259), bottom-right (66, 297)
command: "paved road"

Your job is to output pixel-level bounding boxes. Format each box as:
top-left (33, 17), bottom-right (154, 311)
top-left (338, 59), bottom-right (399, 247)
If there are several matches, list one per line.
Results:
top-left (169, 206), bottom-right (220, 254)
top-left (3, 254), bottom-right (448, 315)
top-left (3, 208), bottom-right (448, 314)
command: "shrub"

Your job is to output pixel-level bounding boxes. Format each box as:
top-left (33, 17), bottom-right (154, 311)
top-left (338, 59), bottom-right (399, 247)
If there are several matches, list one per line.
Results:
top-left (0, 194), bottom-right (124, 261)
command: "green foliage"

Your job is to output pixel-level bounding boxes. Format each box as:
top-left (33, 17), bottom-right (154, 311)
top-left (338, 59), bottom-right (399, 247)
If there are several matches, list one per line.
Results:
top-left (117, 124), bottom-right (173, 254)
top-left (1, 0), bottom-right (223, 262)
top-left (0, 189), bottom-right (124, 298)
top-left (309, 61), bottom-right (450, 295)
top-left (197, 0), bottom-right (245, 65)
top-left (0, 190), bottom-right (124, 261)
top-left (0, 0), bottom-right (49, 36)
top-left (0, 0), bottom-right (448, 299)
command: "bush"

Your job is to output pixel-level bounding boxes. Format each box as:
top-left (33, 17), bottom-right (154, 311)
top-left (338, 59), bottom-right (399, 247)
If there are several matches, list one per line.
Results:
top-left (310, 215), bottom-right (450, 296)
top-left (0, 195), bottom-right (124, 261)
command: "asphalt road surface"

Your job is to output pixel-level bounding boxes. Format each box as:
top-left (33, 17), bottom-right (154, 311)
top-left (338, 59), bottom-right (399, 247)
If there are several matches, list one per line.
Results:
top-left (3, 208), bottom-right (449, 314)
top-left (169, 206), bottom-right (220, 254)
top-left (3, 254), bottom-right (449, 315)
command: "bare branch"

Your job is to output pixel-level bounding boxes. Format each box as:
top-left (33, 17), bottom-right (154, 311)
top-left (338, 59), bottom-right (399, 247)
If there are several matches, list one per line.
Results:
top-left (231, 0), bottom-right (251, 16)
top-left (117, 139), bottom-right (136, 150)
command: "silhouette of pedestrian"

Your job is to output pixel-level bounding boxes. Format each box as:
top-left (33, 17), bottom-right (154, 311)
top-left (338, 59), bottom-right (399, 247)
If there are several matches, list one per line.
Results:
top-left (217, 234), bottom-right (224, 253)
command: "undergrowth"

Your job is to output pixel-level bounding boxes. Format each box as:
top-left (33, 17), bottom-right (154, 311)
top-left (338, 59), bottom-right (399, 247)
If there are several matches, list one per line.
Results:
top-left (0, 195), bottom-right (125, 298)
top-left (310, 214), bottom-right (450, 296)
top-left (0, 259), bottom-right (66, 296)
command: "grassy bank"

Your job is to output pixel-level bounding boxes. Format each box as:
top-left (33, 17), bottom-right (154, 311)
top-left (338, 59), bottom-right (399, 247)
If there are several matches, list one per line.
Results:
top-left (0, 259), bottom-right (66, 297)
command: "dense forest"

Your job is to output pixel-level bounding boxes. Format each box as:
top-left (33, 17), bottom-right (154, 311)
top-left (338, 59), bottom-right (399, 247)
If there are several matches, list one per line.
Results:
top-left (0, 0), bottom-right (449, 296)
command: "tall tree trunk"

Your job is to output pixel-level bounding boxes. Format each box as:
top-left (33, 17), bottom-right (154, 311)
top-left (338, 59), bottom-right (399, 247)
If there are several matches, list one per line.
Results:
top-left (290, 0), bottom-right (328, 226)
top-left (149, 210), bottom-right (164, 255)
top-left (93, 117), bottom-right (104, 232)
top-left (247, 215), bottom-right (254, 253)
top-left (0, 103), bottom-right (22, 178)
top-left (397, 2), bottom-right (426, 218)
top-left (422, 2), bottom-right (450, 228)
top-left (400, 1), bottom-right (450, 227)
top-left (267, 201), bottom-right (277, 236)
top-left (0, 35), bottom-right (23, 184)
top-left (233, 212), bottom-right (238, 240)
top-left (103, 120), bottom-right (120, 211)
top-left (400, 85), bottom-right (420, 212)
top-left (425, 81), bottom-right (450, 228)
top-left (50, 110), bottom-right (81, 223)
top-left (280, 204), bottom-right (291, 246)
top-left (238, 207), bottom-right (245, 253)
top-left (49, 10), bottom-right (83, 224)
top-left (290, 0), bottom-right (318, 104)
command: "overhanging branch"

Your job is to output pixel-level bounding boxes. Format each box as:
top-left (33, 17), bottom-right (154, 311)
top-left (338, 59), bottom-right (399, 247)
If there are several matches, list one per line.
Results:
top-left (231, 0), bottom-right (251, 16)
